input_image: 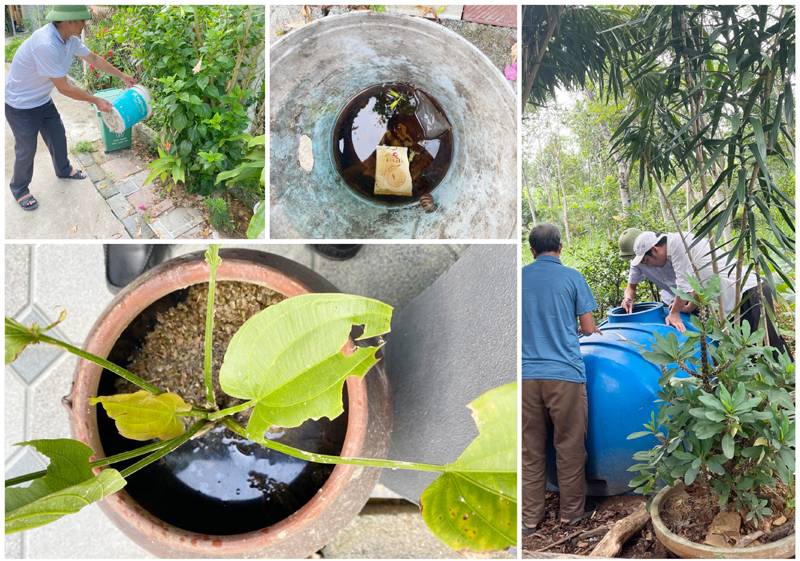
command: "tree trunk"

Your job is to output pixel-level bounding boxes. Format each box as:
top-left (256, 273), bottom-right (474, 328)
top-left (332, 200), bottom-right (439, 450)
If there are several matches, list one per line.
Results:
top-left (586, 88), bottom-right (632, 213)
top-left (524, 166), bottom-right (537, 227)
top-left (522, 6), bottom-right (562, 107)
top-left (554, 136), bottom-right (571, 246)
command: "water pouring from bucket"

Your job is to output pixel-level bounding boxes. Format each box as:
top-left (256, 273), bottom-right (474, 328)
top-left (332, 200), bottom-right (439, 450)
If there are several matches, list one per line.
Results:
top-left (100, 84), bottom-right (154, 134)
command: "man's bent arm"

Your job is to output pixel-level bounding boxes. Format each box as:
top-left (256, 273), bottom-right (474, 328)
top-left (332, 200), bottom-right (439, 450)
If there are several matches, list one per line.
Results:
top-left (578, 312), bottom-right (602, 336)
top-left (49, 76), bottom-right (106, 107)
top-left (622, 283), bottom-right (637, 312)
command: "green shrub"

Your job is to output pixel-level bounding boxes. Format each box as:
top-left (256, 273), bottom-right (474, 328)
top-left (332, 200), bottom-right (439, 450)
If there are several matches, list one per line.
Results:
top-left (204, 197), bottom-right (232, 231)
top-left (5, 38), bottom-right (23, 63)
top-left (115, 5), bottom-right (265, 195)
top-left (73, 141), bottom-right (94, 154)
top-left (627, 275), bottom-right (795, 522)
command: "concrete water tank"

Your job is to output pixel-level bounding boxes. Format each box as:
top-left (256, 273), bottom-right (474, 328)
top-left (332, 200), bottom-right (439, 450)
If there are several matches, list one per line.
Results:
top-left (547, 303), bottom-right (699, 496)
top-left (270, 11), bottom-right (517, 239)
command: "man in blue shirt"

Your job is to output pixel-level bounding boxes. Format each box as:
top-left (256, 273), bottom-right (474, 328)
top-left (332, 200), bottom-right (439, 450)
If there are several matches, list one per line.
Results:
top-left (5, 5), bottom-right (136, 211)
top-left (522, 223), bottom-right (602, 533)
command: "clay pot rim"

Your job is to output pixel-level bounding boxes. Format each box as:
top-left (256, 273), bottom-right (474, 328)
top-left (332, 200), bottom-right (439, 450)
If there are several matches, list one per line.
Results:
top-left (651, 481), bottom-right (795, 559)
top-left (71, 250), bottom-right (372, 555)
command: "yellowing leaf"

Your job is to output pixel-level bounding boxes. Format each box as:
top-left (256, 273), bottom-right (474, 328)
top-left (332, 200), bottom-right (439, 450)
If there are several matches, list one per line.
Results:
top-left (420, 383), bottom-right (517, 552)
top-left (90, 391), bottom-right (191, 441)
top-left (220, 294), bottom-right (392, 437)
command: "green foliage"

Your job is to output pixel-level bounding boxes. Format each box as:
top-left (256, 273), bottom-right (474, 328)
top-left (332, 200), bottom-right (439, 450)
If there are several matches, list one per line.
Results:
top-left (5, 440), bottom-right (126, 534)
top-left (220, 294), bottom-right (392, 437)
top-left (215, 133), bottom-right (265, 188)
top-left (82, 22), bottom-right (125, 92)
top-left (204, 197), bottom-right (232, 232)
top-left (627, 275), bottom-right (795, 522)
top-left (112, 5), bottom-right (265, 195)
top-left (89, 392), bottom-right (191, 441)
top-left (73, 140), bottom-right (94, 154)
top-left (5, 37), bottom-right (23, 63)
top-left (246, 202), bottom-right (265, 240)
top-left (420, 382), bottom-right (517, 552)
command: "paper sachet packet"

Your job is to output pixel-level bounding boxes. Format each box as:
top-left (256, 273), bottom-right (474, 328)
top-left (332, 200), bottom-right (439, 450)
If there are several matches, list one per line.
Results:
top-left (375, 146), bottom-right (412, 196)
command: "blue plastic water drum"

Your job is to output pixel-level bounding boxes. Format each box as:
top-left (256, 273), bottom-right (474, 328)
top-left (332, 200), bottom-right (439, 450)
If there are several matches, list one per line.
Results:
top-left (545, 303), bottom-right (702, 496)
top-left (101, 85), bottom-right (153, 134)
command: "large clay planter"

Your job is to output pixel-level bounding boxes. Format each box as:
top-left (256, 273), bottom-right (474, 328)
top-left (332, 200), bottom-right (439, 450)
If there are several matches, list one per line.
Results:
top-left (651, 482), bottom-right (795, 559)
top-left (64, 249), bottom-right (393, 558)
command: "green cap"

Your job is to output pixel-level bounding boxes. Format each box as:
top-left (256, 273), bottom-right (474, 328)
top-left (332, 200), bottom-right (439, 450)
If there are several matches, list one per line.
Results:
top-left (46, 5), bottom-right (92, 22)
top-left (618, 227), bottom-right (642, 261)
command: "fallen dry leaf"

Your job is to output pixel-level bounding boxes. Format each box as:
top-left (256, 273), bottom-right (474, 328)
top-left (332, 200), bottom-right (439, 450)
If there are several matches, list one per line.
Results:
top-left (300, 5), bottom-right (311, 18)
top-left (203, 229), bottom-right (210, 237)
top-left (417, 6), bottom-right (439, 22)
top-left (100, 183), bottom-right (107, 189)
top-left (281, 21), bottom-right (306, 29)
top-left (71, 224), bottom-right (78, 232)
top-left (96, 214), bottom-right (100, 222)
top-left (511, 42), bottom-right (518, 63)
top-left (136, 228), bottom-right (142, 238)
top-left (93, 235), bottom-right (98, 239)
top-left (112, 232), bottom-right (123, 239)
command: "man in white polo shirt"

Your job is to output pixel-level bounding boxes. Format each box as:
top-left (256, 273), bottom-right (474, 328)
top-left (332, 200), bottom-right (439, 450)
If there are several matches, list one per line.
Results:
top-left (5, 5), bottom-right (136, 211)
top-left (622, 230), bottom-right (789, 356)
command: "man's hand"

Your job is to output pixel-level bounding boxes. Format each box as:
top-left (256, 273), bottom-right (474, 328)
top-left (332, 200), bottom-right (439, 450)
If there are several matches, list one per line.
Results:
top-left (665, 311), bottom-right (686, 333)
top-left (120, 73), bottom-right (137, 88)
top-left (94, 98), bottom-right (114, 112)
top-left (622, 296), bottom-right (634, 313)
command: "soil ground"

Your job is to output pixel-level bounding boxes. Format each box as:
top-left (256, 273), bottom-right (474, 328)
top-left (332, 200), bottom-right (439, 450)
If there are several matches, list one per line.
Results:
top-left (124, 138), bottom-right (256, 239)
top-left (521, 493), bottom-right (671, 559)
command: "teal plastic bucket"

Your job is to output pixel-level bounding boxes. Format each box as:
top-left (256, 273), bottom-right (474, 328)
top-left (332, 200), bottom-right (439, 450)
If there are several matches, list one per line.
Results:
top-left (101, 85), bottom-right (153, 134)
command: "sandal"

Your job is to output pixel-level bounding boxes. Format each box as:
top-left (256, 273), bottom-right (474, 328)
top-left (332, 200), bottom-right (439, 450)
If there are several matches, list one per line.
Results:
top-left (18, 194), bottom-right (39, 211)
top-left (62, 168), bottom-right (86, 180)
top-left (521, 521), bottom-right (540, 536)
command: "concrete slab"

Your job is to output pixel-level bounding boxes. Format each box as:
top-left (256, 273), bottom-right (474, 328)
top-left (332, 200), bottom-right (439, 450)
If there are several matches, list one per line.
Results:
top-left (73, 152), bottom-right (96, 167)
top-left (29, 355), bottom-right (77, 441)
top-left (126, 179), bottom-right (164, 212)
top-left (106, 193), bottom-right (135, 221)
top-left (96, 180), bottom-right (119, 199)
top-left (320, 502), bottom-right (459, 559)
top-left (83, 164), bottom-right (106, 183)
top-left (151, 207), bottom-right (204, 238)
top-left (5, 244), bottom-right (31, 317)
top-left (4, 114), bottom-right (129, 239)
top-left (115, 178), bottom-right (140, 197)
top-left (5, 369), bottom-right (26, 460)
top-left (100, 157), bottom-right (141, 180)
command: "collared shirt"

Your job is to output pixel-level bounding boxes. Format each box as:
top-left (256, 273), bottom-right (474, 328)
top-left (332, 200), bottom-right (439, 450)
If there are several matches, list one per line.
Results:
top-left (629, 257), bottom-right (678, 305)
top-left (522, 255), bottom-right (597, 383)
top-left (5, 23), bottom-right (91, 110)
top-left (630, 232), bottom-right (757, 316)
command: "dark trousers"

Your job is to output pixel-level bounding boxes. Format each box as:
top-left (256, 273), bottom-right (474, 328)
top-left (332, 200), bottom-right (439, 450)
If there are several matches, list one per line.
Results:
top-left (522, 379), bottom-right (588, 526)
top-left (740, 286), bottom-right (792, 358)
top-left (5, 100), bottom-right (72, 200)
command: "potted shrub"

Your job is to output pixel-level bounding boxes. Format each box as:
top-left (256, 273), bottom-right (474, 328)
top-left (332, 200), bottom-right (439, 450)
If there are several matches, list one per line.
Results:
top-left (627, 275), bottom-right (795, 558)
top-left (5, 246), bottom-right (516, 558)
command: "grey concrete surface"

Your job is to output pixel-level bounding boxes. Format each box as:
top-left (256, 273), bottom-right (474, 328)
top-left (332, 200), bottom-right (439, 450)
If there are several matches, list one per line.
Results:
top-left (4, 242), bottom-right (478, 559)
top-left (4, 63), bottom-right (132, 240)
top-left (381, 244), bottom-right (517, 501)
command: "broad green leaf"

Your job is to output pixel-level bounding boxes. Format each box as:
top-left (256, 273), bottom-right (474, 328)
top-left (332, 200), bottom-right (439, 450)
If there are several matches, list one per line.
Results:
top-left (722, 432), bottom-right (735, 459)
top-left (219, 294), bottom-right (392, 437)
top-left (5, 310), bottom-right (65, 364)
top-left (420, 383), bottom-right (516, 553)
top-left (90, 391), bottom-right (191, 441)
top-left (246, 203), bottom-right (265, 240)
top-left (627, 431), bottom-right (653, 439)
top-left (6, 440), bottom-right (125, 533)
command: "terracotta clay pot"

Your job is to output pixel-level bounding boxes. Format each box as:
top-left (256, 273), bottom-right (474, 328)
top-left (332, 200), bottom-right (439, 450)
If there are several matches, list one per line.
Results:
top-left (651, 481), bottom-right (795, 559)
top-left (63, 249), bottom-right (393, 558)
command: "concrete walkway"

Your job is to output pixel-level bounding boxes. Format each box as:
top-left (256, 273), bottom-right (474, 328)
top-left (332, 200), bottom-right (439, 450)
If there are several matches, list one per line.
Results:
top-left (4, 70), bottom-right (130, 239)
top-left (4, 63), bottom-right (211, 240)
